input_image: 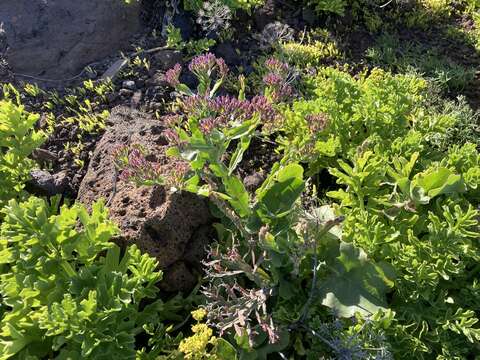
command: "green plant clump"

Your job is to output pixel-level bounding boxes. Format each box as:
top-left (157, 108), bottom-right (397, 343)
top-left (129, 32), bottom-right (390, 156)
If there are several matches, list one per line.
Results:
top-left (0, 198), bottom-right (179, 359)
top-left (0, 87), bottom-right (46, 209)
top-left (278, 66), bottom-right (480, 358)
top-left (149, 56), bottom-right (480, 358)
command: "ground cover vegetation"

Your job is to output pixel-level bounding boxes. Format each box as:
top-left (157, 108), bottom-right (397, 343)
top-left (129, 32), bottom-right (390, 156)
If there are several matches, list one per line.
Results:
top-left (1, 0), bottom-right (480, 359)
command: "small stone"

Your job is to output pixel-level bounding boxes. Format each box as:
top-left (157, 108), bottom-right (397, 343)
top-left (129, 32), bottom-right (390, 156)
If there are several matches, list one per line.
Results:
top-left (119, 88), bottom-right (133, 97)
top-left (146, 72), bottom-right (166, 87)
top-left (122, 80), bottom-right (136, 90)
top-left (131, 90), bottom-right (143, 109)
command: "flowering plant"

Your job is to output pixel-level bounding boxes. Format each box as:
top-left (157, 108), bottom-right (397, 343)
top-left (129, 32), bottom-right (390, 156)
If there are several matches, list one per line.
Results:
top-left (164, 53), bottom-right (229, 98)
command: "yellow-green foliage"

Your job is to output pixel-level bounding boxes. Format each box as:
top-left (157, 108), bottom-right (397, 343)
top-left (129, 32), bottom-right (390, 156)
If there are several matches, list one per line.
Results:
top-left (0, 86), bottom-right (46, 208)
top-left (178, 309), bottom-right (236, 359)
top-left (310, 0), bottom-right (346, 15)
top-left (278, 40), bottom-right (341, 66)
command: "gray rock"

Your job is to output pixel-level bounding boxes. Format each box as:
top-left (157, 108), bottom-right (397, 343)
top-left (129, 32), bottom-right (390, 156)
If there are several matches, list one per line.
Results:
top-left (31, 148), bottom-right (58, 163)
top-left (100, 58), bottom-right (129, 82)
top-left (122, 80), bottom-right (136, 90)
top-left (1, 0), bottom-right (141, 79)
top-left (153, 49), bottom-right (183, 71)
top-left (130, 90), bottom-right (143, 109)
top-left (27, 169), bottom-right (67, 196)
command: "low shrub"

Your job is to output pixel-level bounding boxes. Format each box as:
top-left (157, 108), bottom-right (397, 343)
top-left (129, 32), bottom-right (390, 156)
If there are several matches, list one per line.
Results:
top-left (0, 86), bottom-right (46, 209)
top-left (0, 197), bottom-right (184, 359)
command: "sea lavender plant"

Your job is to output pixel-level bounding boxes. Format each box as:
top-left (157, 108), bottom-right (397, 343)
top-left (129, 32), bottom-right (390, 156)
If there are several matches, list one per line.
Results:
top-left (112, 144), bottom-right (164, 186)
top-left (164, 53), bottom-right (229, 97)
top-left (262, 58), bottom-right (296, 103)
top-left (163, 63), bottom-right (182, 87)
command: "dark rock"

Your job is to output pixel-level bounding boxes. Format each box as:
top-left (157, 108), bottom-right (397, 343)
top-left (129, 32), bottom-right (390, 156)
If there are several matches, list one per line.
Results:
top-left (172, 12), bottom-right (194, 39)
top-left (180, 72), bottom-right (197, 90)
top-left (136, 79), bottom-right (145, 88)
top-left (153, 50), bottom-right (183, 71)
top-left (215, 42), bottom-right (240, 66)
top-left (106, 92), bottom-right (118, 104)
top-left (1, 0), bottom-right (141, 79)
top-left (77, 107), bottom-right (213, 292)
top-left (160, 261), bottom-right (197, 293)
top-left (253, 0), bottom-right (276, 31)
top-left (244, 172), bottom-right (265, 191)
top-left (26, 169), bottom-right (66, 196)
top-left (119, 88), bottom-right (133, 97)
top-left (302, 8), bottom-right (317, 26)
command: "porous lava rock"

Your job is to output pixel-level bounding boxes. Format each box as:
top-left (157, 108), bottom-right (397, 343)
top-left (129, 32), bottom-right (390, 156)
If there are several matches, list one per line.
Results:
top-left (1, 0), bottom-right (141, 79)
top-left (77, 107), bottom-right (213, 292)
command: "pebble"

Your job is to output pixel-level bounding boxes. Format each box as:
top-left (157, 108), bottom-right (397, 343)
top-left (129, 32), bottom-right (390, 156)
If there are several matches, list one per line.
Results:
top-left (119, 88), bottom-right (133, 97)
top-left (122, 80), bottom-right (136, 90)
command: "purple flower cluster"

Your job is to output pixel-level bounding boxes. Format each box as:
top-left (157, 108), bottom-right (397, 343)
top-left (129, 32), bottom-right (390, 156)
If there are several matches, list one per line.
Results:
top-left (181, 95), bottom-right (208, 115)
top-left (248, 95), bottom-right (278, 123)
top-left (263, 57), bottom-right (294, 103)
top-left (211, 95), bottom-right (278, 123)
top-left (163, 63), bottom-right (182, 87)
top-left (174, 94), bottom-right (278, 134)
top-left (262, 73), bottom-right (283, 87)
top-left (305, 113), bottom-right (329, 133)
top-left (163, 128), bottom-right (181, 145)
top-left (112, 145), bottom-right (164, 186)
top-left (161, 114), bottom-right (183, 127)
top-left (210, 95), bottom-right (251, 123)
top-left (199, 117), bottom-right (217, 135)
top-left (164, 160), bottom-right (191, 188)
top-left (188, 53), bottom-right (229, 78)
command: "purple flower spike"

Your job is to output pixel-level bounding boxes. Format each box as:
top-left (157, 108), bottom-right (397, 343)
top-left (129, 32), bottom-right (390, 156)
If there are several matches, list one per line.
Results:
top-left (249, 95), bottom-right (278, 123)
top-left (265, 58), bottom-right (289, 74)
top-left (199, 117), bottom-right (217, 135)
top-left (163, 63), bottom-right (182, 87)
top-left (306, 113), bottom-right (329, 132)
top-left (189, 53), bottom-right (217, 74)
top-left (263, 73), bottom-right (283, 86)
top-left (163, 128), bottom-right (181, 145)
top-left (162, 114), bottom-right (183, 127)
top-left (216, 57), bottom-right (229, 78)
